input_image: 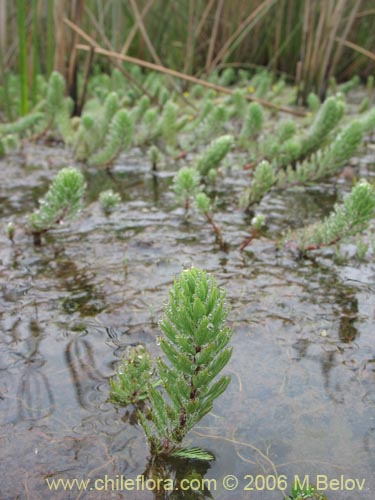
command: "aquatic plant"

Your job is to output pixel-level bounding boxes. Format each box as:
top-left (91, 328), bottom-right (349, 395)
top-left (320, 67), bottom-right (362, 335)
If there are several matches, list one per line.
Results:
top-left (196, 193), bottom-right (227, 250)
top-left (173, 167), bottom-right (200, 212)
top-left (149, 145), bottom-right (162, 171)
top-left (89, 109), bottom-right (133, 167)
top-left (246, 160), bottom-right (275, 207)
top-left (307, 92), bottom-right (321, 112)
top-left (201, 105), bottom-right (229, 139)
top-left (277, 120), bottom-right (297, 143)
top-left (239, 102), bottom-right (264, 144)
top-left (219, 67), bottom-right (235, 86)
top-left (1, 134), bottom-right (20, 154)
top-left (0, 112), bottom-right (44, 136)
top-left (229, 89), bottom-right (247, 118)
top-left (159, 100), bottom-right (179, 150)
top-left (196, 135), bottom-right (233, 177)
top-left (130, 95), bottom-right (150, 124)
top-left (46, 71), bottom-right (65, 119)
top-left (285, 483), bottom-right (327, 500)
top-left (299, 96), bottom-right (344, 157)
top-left (7, 222), bottom-right (15, 243)
top-left (110, 346), bottom-right (156, 406)
top-left (99, 189), bottom-right (121, 214)
top-left (138, 267), bottom-right (232, 460)
top-left (288, 180), bottom-right (375, 254)
top-left (239, 213), bottom-right (266, 251)
top-left (339, 75), bottom-right (360, 94)
top-left (28, 167), bottom-right (86, 245)
top-left (277, 120), bottom-right (363, 187)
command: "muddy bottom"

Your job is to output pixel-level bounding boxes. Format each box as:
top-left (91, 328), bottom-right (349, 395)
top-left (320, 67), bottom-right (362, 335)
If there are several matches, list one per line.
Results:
top-left (0, 144), bottom-right (374, 500)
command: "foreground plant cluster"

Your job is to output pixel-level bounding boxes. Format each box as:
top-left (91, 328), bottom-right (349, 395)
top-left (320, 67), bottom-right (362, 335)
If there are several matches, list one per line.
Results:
top-left (4, 69), bottom-right (373, 499)
top-left (2, 68), bottom-right (375, 257)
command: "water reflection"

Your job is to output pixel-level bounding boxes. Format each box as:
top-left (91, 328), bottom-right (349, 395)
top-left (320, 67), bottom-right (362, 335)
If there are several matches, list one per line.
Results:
top-left (13, 319), bottom-right (54, 423)
top-left (64, 336), bottom-right (105, 409)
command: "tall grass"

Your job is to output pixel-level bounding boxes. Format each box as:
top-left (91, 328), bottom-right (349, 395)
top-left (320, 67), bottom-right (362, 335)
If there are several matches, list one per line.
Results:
top-left (16, 0), bottom-right (29, 115)
top-left (2, 0), bottom-right (375, 113)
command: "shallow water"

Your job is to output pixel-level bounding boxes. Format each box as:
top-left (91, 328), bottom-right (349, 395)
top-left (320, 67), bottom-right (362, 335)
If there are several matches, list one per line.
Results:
top-left (0, 143), bottom-right (374, 500)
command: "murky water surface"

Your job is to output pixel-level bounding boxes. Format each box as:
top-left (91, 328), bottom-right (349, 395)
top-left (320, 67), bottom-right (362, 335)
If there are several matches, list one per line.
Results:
top-left (0, 143), bottom-right (374, 499)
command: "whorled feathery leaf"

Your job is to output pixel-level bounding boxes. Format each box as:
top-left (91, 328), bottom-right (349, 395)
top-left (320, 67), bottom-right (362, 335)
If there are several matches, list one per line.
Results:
top-left (138, 267), bottom-right (232, 458)
top-left (239, 102), bottom-right (264, 143)
top-left (246, 160), bottom-right (275, 207)
top-left (196, 135), bottom-right (233, 177)
top-left (89, 109), bottom-right (133, 166)
top-left (287, 180), bottom-right (375, 253)
top-left (28, 167), bottom-right (86, 243)
top-left (173, 167), bottom-right (201, 211)
top-left (110, 345), bottom-right (156, 406)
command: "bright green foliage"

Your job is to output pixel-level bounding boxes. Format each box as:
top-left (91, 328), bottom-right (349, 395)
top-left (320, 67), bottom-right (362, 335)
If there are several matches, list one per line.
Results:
top-left (173, 167), bottom-right (200, 210)
top-left (0, 139), bottom-right (4, 157)
top-left (103, 91), bottom-right (120, 125)
top-left (254, 71), bottom-right (272, 98)
top-left (204, 105), bottom-right (229, 138)
top-left (110, 345), bottom-right (156, 406)
top-left (0, 112), bottom-right (44, 136)
top-left (137, 107), bottom-right (159, 144)
top-left (57, 97), bottom-right (75, 145)
top-left (196, 135), bottom-right (233, 176)
top-left (2, 134), bottom-right (20, 153)
top-left (307, 92), bottom-right (321, 112)
top-left (160, 100), bottom-right (179, 149)
top-left (339, 75), bottom-right (360, 94)
top-left (130, 95), bottom-right (150, 124)
top-left (359, 96), bottom-right (370, 113)
top-left (285, 483), bottom-right (327, 500)
top-left (99, 189), bottom-right (121, 213)
top-left (73, 114), bottom-right (97, 161)
top-left (219, 67), bottom-right (235, 86)
top-left (46, 71), bottom-right (65, 117)
top-left (299, 96), bottom-right (344, 157)
top-left (359, 106), bottom-right (375, 134)
top-left (149, 145), bottom-right (162, 170)
top-left (277, 120), bottom-right (363, 186)
top-left (28, 167), bottom-right (86, 241)
top-left (138, 267), bottom-right (232, 459)
top-left (240, 102), bottom-right (264, 143)
top-left (229, 89), bottom-right (247, 118)
top-left (277, 120), bottom-right (297, 142)
top-left (290, 180), bottom-right (375, 253)
top-left (89, 109), bottom-right (133, 166)
top-left (267, 96), bottom-right (344, 168)
top-left (247, 160), bottom-right (275, 206)
top-left (195, 192), bottom-right (211, 214)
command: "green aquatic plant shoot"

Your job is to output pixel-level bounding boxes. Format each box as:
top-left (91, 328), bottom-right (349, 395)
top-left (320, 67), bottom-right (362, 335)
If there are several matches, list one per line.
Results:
top-left (99, 190), bottom-right (121, 214)
top-left (245, 160), bottom-right (275, 208)
top-left (239, 102), bottom-right (264, 144)
top-left (196, 135), bottom-right (233, 177)
top-left (110, 346), bottom-right (157, 406)
top-left (288, 180), bottom-right (375, 254)
top-left (28, 167), bottom-right (86, 245)
top-left (138, 267), bottom-right (232, 460)
top-left (173, 166), bottom-right (200, 212)
top-left (89, 109), bottom-right (133, 167)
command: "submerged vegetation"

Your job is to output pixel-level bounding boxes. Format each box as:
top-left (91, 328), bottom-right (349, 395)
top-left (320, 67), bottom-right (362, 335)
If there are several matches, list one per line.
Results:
top-left (1, 2), bottom-right (375, 495)
top-left (2, 65), bottom-right (374, 258)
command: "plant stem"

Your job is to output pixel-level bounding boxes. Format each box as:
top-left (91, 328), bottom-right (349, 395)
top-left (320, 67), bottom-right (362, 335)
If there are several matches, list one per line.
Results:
top-left (16, 0), bottom-right (29, 116)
